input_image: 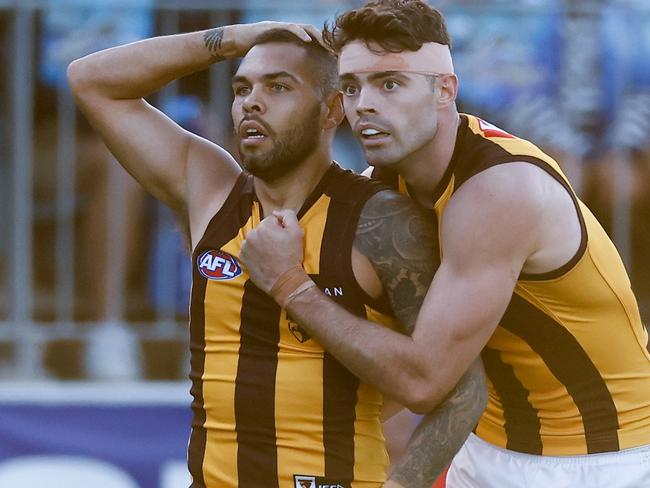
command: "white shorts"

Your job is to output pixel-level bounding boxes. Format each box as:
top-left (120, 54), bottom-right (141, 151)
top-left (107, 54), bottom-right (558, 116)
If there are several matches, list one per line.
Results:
top-left (446, 433), bottom-right (650, 488)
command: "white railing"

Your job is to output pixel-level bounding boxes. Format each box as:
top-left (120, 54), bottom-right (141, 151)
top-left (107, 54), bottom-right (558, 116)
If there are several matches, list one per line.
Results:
top-left (1, 0), bottom-right (649, 381)
top-left (0, 0), bottom-right (365, 381)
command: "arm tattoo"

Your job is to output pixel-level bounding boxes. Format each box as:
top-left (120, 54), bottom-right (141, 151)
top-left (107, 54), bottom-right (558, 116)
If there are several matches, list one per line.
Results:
top-left (204, 27), bottom-right (225, 62)
top-left (354, 190), bottom-right (439, 330)
top-left (355, 191), bottom-right (488, 487)
top-left (390, 360), bottom-right (488, 488)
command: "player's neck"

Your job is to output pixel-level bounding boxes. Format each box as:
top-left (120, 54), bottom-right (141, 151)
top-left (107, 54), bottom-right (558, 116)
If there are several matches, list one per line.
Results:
top-left (395, 111), bottom-right (460, 208)
top-left (254, 147), bottom-right (332, 216)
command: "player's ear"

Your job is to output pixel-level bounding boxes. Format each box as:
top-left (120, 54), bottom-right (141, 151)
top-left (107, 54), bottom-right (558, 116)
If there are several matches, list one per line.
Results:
top-left (322, 91), bottom-right (344, 130)
top-left (436, 74), bottom-right (458, 109)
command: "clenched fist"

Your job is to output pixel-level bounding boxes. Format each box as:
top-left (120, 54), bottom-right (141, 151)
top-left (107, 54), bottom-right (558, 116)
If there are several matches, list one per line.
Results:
top-left (240, 209), bottom-right (305, 294)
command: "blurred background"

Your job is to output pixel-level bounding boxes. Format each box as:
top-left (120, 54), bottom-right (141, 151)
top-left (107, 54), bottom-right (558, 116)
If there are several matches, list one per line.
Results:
top-left (1, 0), bottom-right (650, 486)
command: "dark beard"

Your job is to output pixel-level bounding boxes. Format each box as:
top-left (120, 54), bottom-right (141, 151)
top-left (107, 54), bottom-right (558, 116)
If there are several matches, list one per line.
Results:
top-left (239, 104), bottom-right (321, 182)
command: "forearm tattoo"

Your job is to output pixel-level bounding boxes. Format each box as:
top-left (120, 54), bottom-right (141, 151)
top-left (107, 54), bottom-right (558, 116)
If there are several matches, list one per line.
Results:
top-left (204, 27), bottom-right (225, 62)
top-left (354, 190), bottom-right (439, 330)
top-left (390, 360), bottom-right (488, 488)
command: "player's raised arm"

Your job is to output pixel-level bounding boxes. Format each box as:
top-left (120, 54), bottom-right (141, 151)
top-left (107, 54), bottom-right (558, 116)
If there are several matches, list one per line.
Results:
top-left (67, 22), bottom-right (316, 241)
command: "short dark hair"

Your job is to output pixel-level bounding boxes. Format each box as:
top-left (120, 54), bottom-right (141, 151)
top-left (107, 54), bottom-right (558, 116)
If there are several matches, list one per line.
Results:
top-left (250, 29), bottom-right (339, 97)
top-left (323, 0), bottom-right (451, 54)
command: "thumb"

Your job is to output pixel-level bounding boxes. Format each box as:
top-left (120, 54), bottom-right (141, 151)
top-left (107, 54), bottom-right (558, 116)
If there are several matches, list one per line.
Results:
top-left (273, 209), bottom-right (300, 229)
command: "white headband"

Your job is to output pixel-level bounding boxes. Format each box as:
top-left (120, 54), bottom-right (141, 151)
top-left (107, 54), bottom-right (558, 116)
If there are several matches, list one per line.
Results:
top-left (338, 40), bottom-right (454, 76)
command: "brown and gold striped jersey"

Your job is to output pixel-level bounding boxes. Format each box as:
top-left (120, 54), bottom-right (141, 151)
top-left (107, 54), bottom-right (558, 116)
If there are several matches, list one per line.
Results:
top-left (372, 114), bottom-right (650, 456)
top-left (188, 163), bottom-right (398, 487)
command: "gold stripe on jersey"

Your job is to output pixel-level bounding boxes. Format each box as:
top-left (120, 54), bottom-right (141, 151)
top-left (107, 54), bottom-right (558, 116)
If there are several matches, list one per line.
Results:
top-left (351, 306), bottom-right (401, 486)
top-left (372, 114), bottom-right (650, 455)
top-left (273, 196), bottom-right (330, 484)
top-left (200, 215), bottom-right (255, 486)
top-left (189, 164), bottom-right (392, 487)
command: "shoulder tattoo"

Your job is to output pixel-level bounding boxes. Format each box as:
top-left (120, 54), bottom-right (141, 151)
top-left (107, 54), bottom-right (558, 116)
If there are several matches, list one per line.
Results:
top-left (354, 190), bottom-right (440, 331)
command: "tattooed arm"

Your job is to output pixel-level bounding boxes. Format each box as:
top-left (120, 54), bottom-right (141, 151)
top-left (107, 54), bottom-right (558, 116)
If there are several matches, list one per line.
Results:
top-left (355, 192), bottom-right (487, 487)
top-left (67, 21), bottom-right (317, 244)
top-left (386, 360), bottom-right (486, 487)
top-left (68, 24), bottom-right (240, 213)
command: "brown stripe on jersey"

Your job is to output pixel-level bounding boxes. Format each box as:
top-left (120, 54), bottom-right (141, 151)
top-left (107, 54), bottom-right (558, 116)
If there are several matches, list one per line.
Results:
top-left (501, 294), bottom-right (620, 453)
top-left (317, 168), bottom-right (384, 481)
top-left (188, 172), bottom-right (251, 487)
top-left (322, 352), bottom-right (360, 481)
top-left (481, 346), bottom-right (543, 454)
top-left (188, 266), bottom-right (208, 486)
top-left (319, 219), bottom-right (359, 480)
top-left (450, 121), bottom-right (528, 190)
top-left (235, 280), bottom-right (281, 487)
top-left (369, 165), bottom-right (399, 191)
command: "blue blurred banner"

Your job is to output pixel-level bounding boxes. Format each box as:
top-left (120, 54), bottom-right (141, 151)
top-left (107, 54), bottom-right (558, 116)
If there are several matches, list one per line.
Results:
top-left (0, 384), bottom-right (191, 488)
top-left (600, 6), bottom-right (650, 151)
top-left (603, 7), bottom-right (650, 93)
top-left (447, 5), bottom-right (562, 113)
top-left (40, 0), bottom-right (154, 87)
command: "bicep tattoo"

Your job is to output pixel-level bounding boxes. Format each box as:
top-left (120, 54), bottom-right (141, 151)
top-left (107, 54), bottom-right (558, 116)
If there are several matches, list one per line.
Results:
top-left (354, 190), bottom-right (439, 331)
top-left (204, 27), bottom-right (225, 62)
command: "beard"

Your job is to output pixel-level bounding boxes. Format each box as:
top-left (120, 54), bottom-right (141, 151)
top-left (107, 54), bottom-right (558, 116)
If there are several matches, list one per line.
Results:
top-left (239, 104), bottom-right (322, 182)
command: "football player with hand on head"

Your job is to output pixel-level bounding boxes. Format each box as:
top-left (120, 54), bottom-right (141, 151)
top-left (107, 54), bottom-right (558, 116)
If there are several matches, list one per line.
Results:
top-left (69, 18), bottom-right (485, 488)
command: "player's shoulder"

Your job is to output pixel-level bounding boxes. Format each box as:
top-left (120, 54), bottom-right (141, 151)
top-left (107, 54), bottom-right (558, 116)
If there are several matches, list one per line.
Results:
top-left (455, 161), bottom-right (551, 210)
top-left (443, 162), bottom-right (551, 253)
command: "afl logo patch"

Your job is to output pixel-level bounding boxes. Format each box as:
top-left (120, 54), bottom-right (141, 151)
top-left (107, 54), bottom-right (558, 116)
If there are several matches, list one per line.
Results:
top-left (197, 250), bottom-right (242, 281)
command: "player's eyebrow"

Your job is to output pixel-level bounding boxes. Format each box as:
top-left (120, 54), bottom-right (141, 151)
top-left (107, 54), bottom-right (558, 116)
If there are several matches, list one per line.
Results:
top-left (340, 71), bottom-right (411, 83)
top-left (339, 73), bottom-right (359, 82)
top-left (232, 71), bottom-right (300, 85)
top-left (366, 71), bottom-right (411, 82)
top-left (261, 71), bottom-right (301, 83)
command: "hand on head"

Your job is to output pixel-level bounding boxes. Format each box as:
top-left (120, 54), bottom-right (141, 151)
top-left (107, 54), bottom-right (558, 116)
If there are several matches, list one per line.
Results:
top-left (232, 21), bottom-right (324, 57)
top-left (298, 24), bottom-right (326, 49)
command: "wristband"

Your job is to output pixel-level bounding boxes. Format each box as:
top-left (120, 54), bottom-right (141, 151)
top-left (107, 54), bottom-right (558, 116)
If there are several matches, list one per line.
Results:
top-left (284, 280), bottom-right (317, 308)
top-left (269, 264), bottom-right (312, 308)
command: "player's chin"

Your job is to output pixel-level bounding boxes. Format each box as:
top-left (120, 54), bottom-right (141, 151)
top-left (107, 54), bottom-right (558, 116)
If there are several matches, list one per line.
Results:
top-left (365, 151), bottom-right (399, 168)
top-left (239, 142), bottom-right (266, 156)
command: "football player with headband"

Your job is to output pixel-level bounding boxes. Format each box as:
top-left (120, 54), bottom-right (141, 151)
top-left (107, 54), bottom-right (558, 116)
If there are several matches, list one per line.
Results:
top-left (240, 1), bottom-right (650, 487)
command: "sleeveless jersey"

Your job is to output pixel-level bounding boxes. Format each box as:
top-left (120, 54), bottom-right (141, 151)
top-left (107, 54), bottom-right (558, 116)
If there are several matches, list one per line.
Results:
top-left (188, 163), bottom-right (398, 487)
top-left (372, 114), bottom-right (650, 455)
